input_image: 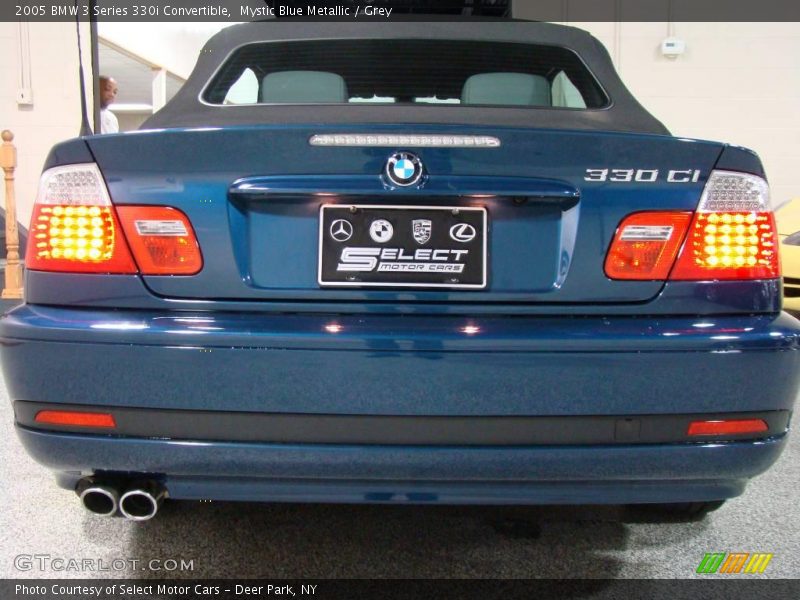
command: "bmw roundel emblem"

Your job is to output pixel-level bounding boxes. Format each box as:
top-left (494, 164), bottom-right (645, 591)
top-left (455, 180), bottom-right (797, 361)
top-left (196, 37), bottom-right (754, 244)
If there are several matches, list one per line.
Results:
top-left (385, 152), bottom-right (424, 187)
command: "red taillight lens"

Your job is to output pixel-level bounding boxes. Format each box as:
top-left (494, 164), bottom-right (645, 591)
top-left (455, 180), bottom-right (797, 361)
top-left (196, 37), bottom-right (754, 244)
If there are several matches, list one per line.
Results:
top-left (605, 171), bottom-right (779, 282)
top-left (117, 206), bottom-right (203, 275)
top-left (687, 419), bottom-right (768, 437)
top-left (27, 164), bottom-right (203, 276)
top-left (34, 410), bottom-right (116, 428)
top-left (671, 170), bottom-right (779, 281)
top-left (26, 203), bottom-right (137, 273)
top-left (670, 211), bottom-right (779, 280)
top-left (605, 212), bottom-right (693, 280)
top-left (26, 164), bottom-right (137, 274)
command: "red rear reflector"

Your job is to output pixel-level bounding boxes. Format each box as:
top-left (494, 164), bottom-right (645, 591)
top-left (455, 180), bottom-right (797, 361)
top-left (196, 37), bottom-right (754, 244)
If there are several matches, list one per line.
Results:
top-left (687, 419), bottom-right (768, 437)
top-left (670, 211), bottom-right (780, 280)
top-left (117, 206), bottom-right (203, 275)
top-left (605, 212), bottom-right (693, 280)
top-left (34, 410), bottom-right (116, 428)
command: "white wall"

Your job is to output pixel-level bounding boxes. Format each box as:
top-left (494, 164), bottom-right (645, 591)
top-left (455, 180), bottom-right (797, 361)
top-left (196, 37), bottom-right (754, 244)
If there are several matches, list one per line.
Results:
top-left (514, 11), bottom-right (800, 207)
top-left (592, 22), bottom-right (799, 208)
top-left (0, 22), bottom-right (93, 230)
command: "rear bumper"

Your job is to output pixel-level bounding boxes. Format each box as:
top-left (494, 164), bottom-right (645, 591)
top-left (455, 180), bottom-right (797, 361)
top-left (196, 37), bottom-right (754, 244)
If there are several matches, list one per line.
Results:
top-left (2, 305), bottom-right (799, 416)
top-left (16, 426), bottom-right (788, 504)
top-left (2, 305), bottom-right (799, 504)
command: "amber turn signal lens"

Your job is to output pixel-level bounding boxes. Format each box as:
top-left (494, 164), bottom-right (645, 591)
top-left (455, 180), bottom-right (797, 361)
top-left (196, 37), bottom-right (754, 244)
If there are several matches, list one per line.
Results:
top-left (26, 204), bottom-right (137, 274)
top-left (26, 164), bottom-right (137, 274)
top-left (670, 212), bottom-right (779, 280)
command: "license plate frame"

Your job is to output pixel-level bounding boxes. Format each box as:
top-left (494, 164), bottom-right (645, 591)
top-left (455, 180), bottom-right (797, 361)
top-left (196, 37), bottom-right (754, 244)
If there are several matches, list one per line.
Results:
top-left (318, 204), bottom-right (487, 289)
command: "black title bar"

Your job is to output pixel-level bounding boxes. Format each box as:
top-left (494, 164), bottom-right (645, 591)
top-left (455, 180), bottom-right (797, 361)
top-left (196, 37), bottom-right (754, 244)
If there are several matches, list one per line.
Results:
top-left (4, 0), bottom-right (800, 22)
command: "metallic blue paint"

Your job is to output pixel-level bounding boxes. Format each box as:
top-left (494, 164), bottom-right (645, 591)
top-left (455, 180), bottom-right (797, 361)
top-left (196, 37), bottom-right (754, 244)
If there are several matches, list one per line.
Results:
top-left (23, 271), bottom-right (783, 314)
top-left (2, 306), bottom-right (798, 417)
top-left (82, 125), bottom-right (724, 304)
top-left (42, 138), bottom-right (93, 171)
top-left (6, 126), bottom-right (799, 506)
top-left (715, 145), bottom-right (766, 178)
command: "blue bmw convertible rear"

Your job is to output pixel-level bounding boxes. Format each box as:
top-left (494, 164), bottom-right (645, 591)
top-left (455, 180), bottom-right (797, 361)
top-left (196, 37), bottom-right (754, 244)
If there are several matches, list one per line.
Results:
top-left (2, 21), bottom-right (798, 520)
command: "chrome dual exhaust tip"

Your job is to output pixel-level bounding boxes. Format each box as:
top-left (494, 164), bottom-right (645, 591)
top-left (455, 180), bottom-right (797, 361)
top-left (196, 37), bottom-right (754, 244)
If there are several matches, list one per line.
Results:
top-left (77, 481), bottom-right (119, 517)
top-left (119, 481), bottom-right (166, 521)
top-left (76, 477), bottom-right (166, 520)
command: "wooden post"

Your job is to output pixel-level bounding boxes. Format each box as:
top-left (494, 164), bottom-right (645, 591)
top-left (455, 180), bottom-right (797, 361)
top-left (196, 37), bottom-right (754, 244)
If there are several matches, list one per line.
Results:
top-left (1, 130), bottom-right (23, 299)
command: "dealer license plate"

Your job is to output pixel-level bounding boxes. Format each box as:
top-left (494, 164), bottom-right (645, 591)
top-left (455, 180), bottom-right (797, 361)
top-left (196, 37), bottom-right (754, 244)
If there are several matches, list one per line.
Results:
top-left (318, 205), bottom-right (487, 289)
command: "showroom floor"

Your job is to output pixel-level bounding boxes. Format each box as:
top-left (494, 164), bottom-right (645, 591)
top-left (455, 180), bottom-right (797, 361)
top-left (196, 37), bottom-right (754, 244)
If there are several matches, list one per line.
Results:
top-left (0, 373), bottom-right (797, 580)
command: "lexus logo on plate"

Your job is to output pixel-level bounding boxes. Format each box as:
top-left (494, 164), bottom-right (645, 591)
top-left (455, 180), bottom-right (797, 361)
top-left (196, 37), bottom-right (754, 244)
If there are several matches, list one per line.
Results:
top-left (329, 219), bottom-right (353, 242)
top-left (449, 223), bottom-right (477, 243)
top-left (385, 152), bottom-right (424, 187)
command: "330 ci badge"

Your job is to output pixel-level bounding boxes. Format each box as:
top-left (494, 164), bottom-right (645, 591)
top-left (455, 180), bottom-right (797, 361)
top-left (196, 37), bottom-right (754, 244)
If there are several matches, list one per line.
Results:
top-left (318, 205), bottom-right (487, 289)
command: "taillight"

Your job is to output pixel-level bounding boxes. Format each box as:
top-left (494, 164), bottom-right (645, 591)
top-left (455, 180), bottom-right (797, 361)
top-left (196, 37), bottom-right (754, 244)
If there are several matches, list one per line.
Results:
top-left (117, 206), bottom-right (203, 275)
top-left (671, 171), bottom-right (779, 280)
top-left (605, 170), bottom-right (779, 281)
top-left (26, 163), bottom-right (203, 276)
top-left (26, 164), bottom-right (136, 273)
top-left (605, 212), bottom-right (693, 280)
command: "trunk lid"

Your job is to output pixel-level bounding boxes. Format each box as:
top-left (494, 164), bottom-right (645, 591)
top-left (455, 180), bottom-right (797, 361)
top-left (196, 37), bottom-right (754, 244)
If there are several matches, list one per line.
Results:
top-left (87, 125), bottom-right (723, 305)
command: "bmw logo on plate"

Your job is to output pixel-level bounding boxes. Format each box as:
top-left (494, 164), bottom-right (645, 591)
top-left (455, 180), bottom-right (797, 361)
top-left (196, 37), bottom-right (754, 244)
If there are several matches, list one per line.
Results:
top-left (385, 152), bottom-right (424, 187)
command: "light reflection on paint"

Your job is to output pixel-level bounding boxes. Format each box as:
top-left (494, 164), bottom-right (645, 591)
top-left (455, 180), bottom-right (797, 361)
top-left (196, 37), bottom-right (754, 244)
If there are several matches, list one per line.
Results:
top-left (165, 329), bottom-right (206, 335)
top-left (325, 323), bottom-right (343, 334)
top-left (461, 325), bottom-right (481, 335)
top-left (168, 441), bottom-right (213, 447)
top-left (174, 317), bottom-right (216, 324)
top-left (90, 322), bottom-right (148, 330)
top-left (123, 128), bottom-right (166, 135)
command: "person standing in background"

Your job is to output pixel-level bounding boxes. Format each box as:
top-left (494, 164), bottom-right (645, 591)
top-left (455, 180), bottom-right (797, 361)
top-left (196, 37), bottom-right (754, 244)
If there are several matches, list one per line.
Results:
top-left (99, 75), bottom-right (119, 134)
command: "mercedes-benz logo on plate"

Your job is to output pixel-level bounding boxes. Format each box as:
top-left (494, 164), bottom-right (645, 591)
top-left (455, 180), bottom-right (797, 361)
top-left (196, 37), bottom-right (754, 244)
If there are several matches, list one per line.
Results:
top-left (385, 152), bottom-right (424, 187)
top-left (329, 219), bottom-right (353, 242)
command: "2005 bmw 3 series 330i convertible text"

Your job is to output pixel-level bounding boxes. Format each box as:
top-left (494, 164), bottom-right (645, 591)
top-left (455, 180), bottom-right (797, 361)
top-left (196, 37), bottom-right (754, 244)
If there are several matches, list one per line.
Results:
top-left (2, 21), bottom-right (798, 522)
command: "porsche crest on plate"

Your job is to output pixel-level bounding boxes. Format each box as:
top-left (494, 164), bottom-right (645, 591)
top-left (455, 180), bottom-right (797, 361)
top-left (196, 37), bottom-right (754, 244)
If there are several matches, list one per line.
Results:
top-left (412, 219), bottom-right (432, 245)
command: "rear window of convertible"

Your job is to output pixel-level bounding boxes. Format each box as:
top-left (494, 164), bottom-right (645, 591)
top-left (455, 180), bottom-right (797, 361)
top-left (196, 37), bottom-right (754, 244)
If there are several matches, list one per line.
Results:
top-left (203, 39), bottom-right (609, 109)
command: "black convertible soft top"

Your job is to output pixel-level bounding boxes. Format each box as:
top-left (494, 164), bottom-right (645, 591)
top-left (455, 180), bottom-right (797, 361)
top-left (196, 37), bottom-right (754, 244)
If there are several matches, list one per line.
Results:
top-left (143, 20), bottom-right (669, 135)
